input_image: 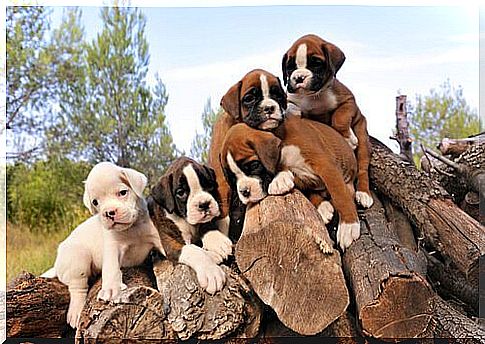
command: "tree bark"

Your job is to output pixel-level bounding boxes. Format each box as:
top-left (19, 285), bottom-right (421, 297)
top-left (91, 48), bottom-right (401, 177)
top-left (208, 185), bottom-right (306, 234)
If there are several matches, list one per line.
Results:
top-left (7, 272), bottom-right (70, 338)
top-left (235, 190), bottom-right (349, 336)
top-left (76, 265), bottom-right (175, 344)
top-left (152, 257), bottom-right (262, 341)
top-left (392, 95), bottom-right (414, 164)
top-left (369, 137), bottom-right (485, 289)
top-left (438, 134), bottom-right (484, 158)
top-left (343, 192), bottom-right (434, 339)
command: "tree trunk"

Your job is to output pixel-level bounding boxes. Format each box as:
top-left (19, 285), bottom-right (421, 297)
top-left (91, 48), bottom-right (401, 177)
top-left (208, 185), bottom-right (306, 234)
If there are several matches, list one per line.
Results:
top-left (343, 192), bottom-right (434, 339)
top-left (235, 190), bottom-right (349, 336)
top-left (7, 272), bottom-right (70, 338)
top-left (393, 95), bottom-right (414, 164)
top-left (76, 265), bottom-right (175, 343)
top-left (369, 137), bottom-right (485, 289)
top-left (151, 257), bottom-right (262, 341)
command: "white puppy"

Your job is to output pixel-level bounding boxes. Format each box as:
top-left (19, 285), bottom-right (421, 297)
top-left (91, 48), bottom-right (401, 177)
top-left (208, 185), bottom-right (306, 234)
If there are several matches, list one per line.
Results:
top-left (42, 162), bottom-right (164, 328)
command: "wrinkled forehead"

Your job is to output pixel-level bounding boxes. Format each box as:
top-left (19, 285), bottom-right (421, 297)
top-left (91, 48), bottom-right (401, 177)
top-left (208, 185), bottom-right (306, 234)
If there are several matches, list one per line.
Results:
top-left (85, 169), bottom-right (126, 198)
top-left (240, 70), bottom-right (281, 96)
top-left (288, 37), bottom-right (324, 58)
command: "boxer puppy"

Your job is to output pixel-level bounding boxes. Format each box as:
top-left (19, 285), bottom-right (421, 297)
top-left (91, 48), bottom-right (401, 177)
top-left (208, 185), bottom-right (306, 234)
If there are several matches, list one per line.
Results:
top-left (42, 162), bottom-right (164, 328)
top-left (208, 69), bottom-right (289, 222)
top-left (282, 34), bottom-right (373, 209)
top-left (221, 118), bottom-right (361, 251)
top-left (147, 157), bottom-right (232, 295)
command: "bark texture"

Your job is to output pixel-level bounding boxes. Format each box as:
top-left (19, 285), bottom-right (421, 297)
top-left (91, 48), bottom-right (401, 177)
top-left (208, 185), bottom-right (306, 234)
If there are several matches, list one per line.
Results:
top-left (236, 190), bottom-right (349, 336)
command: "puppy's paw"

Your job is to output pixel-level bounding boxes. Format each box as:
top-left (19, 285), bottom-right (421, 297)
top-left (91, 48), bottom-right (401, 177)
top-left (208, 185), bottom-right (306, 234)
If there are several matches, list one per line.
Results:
top-left (67, 294), bottom-right (86, 328)
top-left (97, 283), bottom-right (124, 303)
top-left (356, 191), bottom-right (374, 208)
top-left (202, 230), bottom-right (233, 264)
top-left (345, 129), bottom-right (359, 150)
top-left (317, 201), bottom-right (334, 224)
top-left (268, 171), bottom-right (294, 195)
top-left (195, 262), bottom-right (226, 295)
top-left (337, 221), bottom-right (360, 251)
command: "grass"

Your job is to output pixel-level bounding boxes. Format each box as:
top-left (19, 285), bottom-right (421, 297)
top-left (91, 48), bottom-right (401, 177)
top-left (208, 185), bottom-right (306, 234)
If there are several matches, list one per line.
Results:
top-left (7, 222), bottom-right (73, 282)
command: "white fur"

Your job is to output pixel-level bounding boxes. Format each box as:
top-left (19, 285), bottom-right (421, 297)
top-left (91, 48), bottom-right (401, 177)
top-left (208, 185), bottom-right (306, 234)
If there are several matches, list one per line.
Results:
top-left (337, 221), bottom-right (360, 251)
top-left (165, 211), bottom-right (198, 244)
top-left (290, 43), bottom-right (313, 90)
top-left (258, 74), bottom-right (284, 129)
top-left (183, 164), bottom-right (220, 225)
top-left (356, 191), bottom-right (374, 208)
top-left (216, 216), bottom-right (230, 237)
top-left (345, 128), bottom-right (359, 150)
top-left (296, 43), bottom-right (307, 69)
top-left (202, 230), bottom-right (233, 264)
top-left (280, 145), bottom-right (319, 185)
top-left (179, 244), bottom-right (226, 295)
top-left (317, 201), bottom-right (334, 224)
top-left (268, 170), bottom-right (295, 195)
top-left (43, 162), bottom-right (164, 328)
top-left (226, 152), bottom-right (266, 204)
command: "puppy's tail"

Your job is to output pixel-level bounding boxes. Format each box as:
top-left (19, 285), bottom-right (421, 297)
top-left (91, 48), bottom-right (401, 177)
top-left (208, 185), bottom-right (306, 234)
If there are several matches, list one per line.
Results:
top-left (40, 267), bottom-right (57, 278)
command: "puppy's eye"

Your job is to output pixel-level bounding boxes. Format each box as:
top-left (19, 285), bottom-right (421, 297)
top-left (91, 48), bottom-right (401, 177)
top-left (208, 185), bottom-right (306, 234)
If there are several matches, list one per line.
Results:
top-left (176, 188), bottom-right (187, 198)
top-left (119, 189), bottom-right (128, 197)
top-left (309, 56), bottom-right (324, 67)
top-left (92, 199), bottom-right (98, 207)
top-left (243, 94), bottom-right (255, 104)
top-left (287, 60), bottom-right (296, 71)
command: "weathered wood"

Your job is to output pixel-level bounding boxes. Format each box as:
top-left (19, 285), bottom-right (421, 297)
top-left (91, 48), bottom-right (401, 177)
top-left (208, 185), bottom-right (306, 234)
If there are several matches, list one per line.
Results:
top-left (343, 192), bottom-right (434, 339)
top-left (152, 257), bottom-right (262, 340)
top-left (76, 266), bottom-right (175, 343)
top-left (7, 272), bottom-right (70, 338)
top-left (369, 137), bottom-right (485, 289)
top-left (438, 134), bottom-right (484, 157)
top-left (236, 190), bottom-right (349, 336)
top-left (392, 95), bottom-right (414, 164)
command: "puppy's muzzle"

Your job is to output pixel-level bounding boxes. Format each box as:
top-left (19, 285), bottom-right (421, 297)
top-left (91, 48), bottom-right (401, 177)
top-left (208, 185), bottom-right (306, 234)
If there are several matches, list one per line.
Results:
top-left (239, 186), bottom-right (251, 198)
top-left (290, 69), bottom-right (312, 90)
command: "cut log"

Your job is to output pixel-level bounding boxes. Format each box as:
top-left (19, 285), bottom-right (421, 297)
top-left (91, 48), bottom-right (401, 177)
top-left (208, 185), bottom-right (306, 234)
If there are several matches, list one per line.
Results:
top-left (343, 192), bottom-right (434, 339)
top-left (76, 265), bottom-right (175, 343)
top-left (7, 272), bottom-right (70, 338)
top-left (438, 134), bottom-right (484, 158)
top-left (369, 137), bottom-right (485, 289)
top-left (152, 257), bottom-right (262, 340)
top-left (235, 190), bottom-right (349, 336)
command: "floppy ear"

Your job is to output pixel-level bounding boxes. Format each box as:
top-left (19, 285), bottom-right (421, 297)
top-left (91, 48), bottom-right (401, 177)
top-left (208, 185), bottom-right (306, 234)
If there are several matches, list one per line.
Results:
top-left (251, 134), bottom-right (282, 175)
top-left (151, 174), bottom-right (175, 214)
top-left (82, 181), bottom-right (96, 214)
top-left (202, 164), bottom-right (217, 184)
top-left (221, 81), bottom-right (242, 119)
top-left (281, 53), bottom-right (288, 86)
top-left (321, 41), bottom-right (346, 75)
top-left (277, 77), bottom-right (287, 110)
top-left (120, 168), bottom-right (148, 198)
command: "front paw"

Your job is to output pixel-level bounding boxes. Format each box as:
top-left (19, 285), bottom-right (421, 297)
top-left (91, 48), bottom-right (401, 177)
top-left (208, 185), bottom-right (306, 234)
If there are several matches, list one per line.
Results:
top-left (97, 282), bottom-right (126, 303)
top-left (67, 294), bottom-right (86, 328)
top-left (337, 221), bottom-right (360, 251)
top-left (356, 191), bottom-right (374, 208)
top-left (345, 129), bottom-right (358, 150)
top-left (195, 263), bottom-right (226, 295)
top-left (268, 171), bottom-right (294, 195)
top-left (317, 201), bottom-right (334, 224)
top-left (202, 230), bottom-right (233, 264)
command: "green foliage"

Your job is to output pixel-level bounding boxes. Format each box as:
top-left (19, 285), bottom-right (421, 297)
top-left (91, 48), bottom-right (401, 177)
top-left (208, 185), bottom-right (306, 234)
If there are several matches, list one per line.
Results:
top-left (7, 159), bottom-right (91, 232)
top-left (408, 80), bottom-right (479, 164)
top-left (190, 99), bottom-right (221, 164)
top-left (46, 7), bottom-right (178, 184)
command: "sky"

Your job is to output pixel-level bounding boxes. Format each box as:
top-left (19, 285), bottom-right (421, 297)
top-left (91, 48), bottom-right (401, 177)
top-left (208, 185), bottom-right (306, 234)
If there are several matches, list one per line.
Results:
top-left (25, 3), bottom-right (485, 154)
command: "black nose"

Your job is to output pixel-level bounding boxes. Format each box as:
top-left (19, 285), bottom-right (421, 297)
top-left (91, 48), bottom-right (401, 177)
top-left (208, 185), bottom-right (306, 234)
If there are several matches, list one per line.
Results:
top-left (105, 210), bottom-right (116, 218)
top-left (295, 75), bottom-right (305, 83)
top-left (264, 105), bottom-right (275, 114)
top-left (240, 187), bottom-right (250, 198)
top-left (198, 201), bottom-right (210, 211)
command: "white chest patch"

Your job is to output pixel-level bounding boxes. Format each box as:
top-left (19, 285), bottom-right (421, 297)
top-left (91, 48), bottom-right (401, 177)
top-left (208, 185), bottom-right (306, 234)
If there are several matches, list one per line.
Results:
top-left (296, 44), bottom-right (308, 69)
top-left (165, 210), bottom-right (197, 244)
top-left (321, 88), bottom-right (338, 111)
top-left (280, 145), bottom-right (319, 185)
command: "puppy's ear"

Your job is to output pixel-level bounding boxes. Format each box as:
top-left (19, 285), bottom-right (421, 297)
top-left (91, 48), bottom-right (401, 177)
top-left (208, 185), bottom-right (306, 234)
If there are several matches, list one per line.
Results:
top-left (321, 41), bottom-right (346, 75)
top-left (221, 81), bottom-right (242, 119)
top-left (151, 174), bottom-right (175, 214)
top-left (82, 181), bottom-right (96, 215)
top-left (202, 164), bottom-right (217, 184)
top-left (120, 168), bottom-right (148, 198)
top-left (281, 53), bottom-right (288, 86)
top-left (277, 77), bottom-right (287, 110)
top-left (251, 134), bottom-right (282, 175)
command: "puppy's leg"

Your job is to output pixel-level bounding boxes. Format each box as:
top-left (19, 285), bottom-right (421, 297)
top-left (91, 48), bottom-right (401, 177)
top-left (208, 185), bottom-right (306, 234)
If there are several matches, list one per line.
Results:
top-left (331, 103), bottom-right (358, 150)
top-left (308, 192), bottom-right (334, 224)
top-left (179, 244), bottom-right (226, 294)
top-left (97, 238), bottom-right (124, 303)
top-left (268, 170), bottom-right (295, 195)
top-left (202, 230), bottom-right (233, 264)
top-left (353, 115), bottom-right (373, 208)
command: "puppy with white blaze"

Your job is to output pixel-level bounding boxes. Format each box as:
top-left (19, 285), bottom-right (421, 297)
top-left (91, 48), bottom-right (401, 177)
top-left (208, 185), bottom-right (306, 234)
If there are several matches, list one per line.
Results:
top-left (147, 157), bottom-right (232, 295)
top-left (41, 162), bottom-right (165, 328)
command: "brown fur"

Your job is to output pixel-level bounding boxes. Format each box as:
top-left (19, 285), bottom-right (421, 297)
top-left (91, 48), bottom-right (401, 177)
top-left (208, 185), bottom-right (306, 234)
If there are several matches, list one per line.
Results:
top-left (282, 34), bottom-right (371, 197)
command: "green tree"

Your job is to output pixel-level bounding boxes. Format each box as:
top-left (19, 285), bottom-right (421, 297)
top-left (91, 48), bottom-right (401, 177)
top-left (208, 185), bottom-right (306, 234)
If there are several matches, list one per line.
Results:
top-left (408, 80), bottom-right (479, 164)
top-left (47, 7), bottom-right (178, 183)
top-left (189, 98), bottom-right (221, 164)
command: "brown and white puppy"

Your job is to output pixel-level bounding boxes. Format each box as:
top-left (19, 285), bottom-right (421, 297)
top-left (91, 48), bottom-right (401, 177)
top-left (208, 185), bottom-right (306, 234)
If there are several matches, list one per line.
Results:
top-left (42, 162), bottom-right (165, 328)
top-left (221, 117), bottom-right (361, 251)
top-left (282, 34), bottom-right (373, 208)
top-left (147, 157), bottom-right (232, 295)
top-left (208, 69), bottom-right (289, 221)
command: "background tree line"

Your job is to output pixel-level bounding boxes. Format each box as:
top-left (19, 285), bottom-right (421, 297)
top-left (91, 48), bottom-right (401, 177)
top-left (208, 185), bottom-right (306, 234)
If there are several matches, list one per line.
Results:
top-left (5, 6), bottom-right (479, 278)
